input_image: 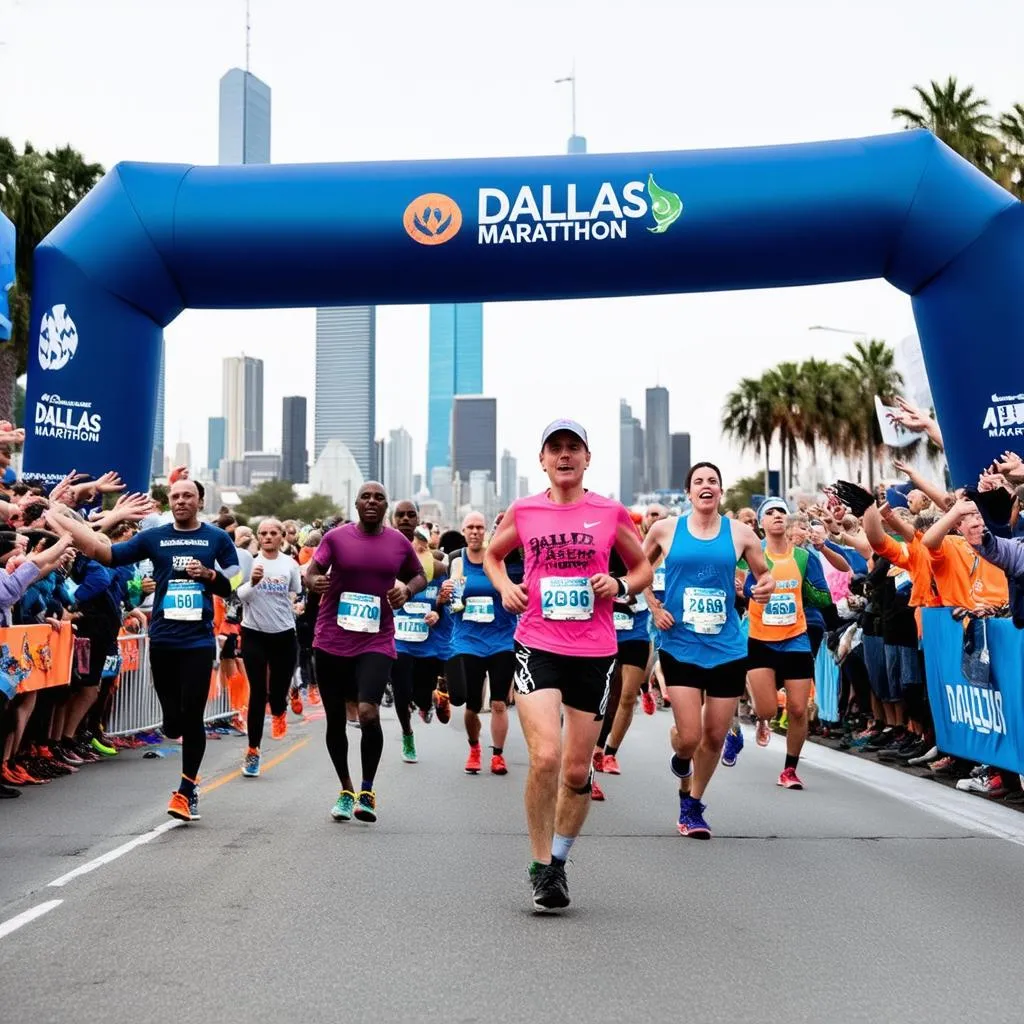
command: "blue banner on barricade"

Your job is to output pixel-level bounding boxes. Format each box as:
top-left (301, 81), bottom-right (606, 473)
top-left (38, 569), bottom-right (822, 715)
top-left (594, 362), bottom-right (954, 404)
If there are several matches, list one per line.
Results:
top-left (922, 608), bottom-right (1024, 775)
top-left (815, 644), bottom-right (840, 723)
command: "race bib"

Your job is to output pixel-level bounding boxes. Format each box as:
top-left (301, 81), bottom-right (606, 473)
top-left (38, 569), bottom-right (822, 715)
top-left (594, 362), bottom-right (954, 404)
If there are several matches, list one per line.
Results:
top-left (337, 592), bottom-right (381, 633)
top-left (763, 592), bottom-right (798, 627)
top-left (614, 610), bottom-right (634, 631)
top-left (682, 587), bottom-right (728, 635)
top-left (893, 570), bottom-right (912, 592)
top-left (162, 579), bottom-right (203, 622)
top-left (464, 596), bottom-right (495, 623)
top-left (653, 566), bottom-right (666, 592)
top-left (541, 577), bottom-right (594, 621)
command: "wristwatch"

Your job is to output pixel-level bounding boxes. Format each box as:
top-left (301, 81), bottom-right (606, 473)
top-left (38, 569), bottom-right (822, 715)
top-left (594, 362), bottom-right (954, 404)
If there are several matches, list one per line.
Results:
top-left (616, 577), bottom-right (630, 598)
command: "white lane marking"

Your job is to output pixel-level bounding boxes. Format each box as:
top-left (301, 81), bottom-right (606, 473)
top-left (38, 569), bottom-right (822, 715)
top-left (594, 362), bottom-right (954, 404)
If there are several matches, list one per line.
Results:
top-left (790, 732), bottom-right (1024, 848)
top-left (0, 900), bottom-right (63, 940)
top-left (47, 819), bottom-right (184, 888)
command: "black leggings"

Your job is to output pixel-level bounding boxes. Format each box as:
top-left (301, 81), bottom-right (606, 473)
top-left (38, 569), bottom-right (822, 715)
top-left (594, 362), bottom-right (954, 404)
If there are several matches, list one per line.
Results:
top-left (446, 651), bottom-right (516, 713)
top-left (391, 654), bottom-right (441, 721)
top-left (241, 627), bottom-right (298, 748)
top-left (150, 646), bottom-right (215, 781)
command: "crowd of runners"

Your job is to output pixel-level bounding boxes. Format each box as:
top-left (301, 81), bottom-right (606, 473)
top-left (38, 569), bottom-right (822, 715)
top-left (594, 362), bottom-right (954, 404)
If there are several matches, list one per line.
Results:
top-left (3, 395), bottom-right (1024, 913)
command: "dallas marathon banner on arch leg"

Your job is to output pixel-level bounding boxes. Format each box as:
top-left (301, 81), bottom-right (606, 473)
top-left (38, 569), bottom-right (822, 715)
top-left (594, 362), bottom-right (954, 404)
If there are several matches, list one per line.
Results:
top-left (921, 608), bottom-right (1024, 775)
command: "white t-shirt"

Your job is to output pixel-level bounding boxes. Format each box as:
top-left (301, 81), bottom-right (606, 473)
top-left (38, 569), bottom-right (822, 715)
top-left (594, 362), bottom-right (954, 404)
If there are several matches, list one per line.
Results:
top-left (237, 552), bottom-right (301, 634)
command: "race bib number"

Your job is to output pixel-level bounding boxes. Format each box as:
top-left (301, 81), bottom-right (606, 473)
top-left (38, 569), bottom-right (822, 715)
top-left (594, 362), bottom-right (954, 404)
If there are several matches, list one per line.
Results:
top-left (682, 587), bottom-right (728, 635)
top-left (653, 566), bottom-right (666, 592)
top-left (614, 610), bottom-right (634, 631)
top-left (893, 570), bottom-right (912, 592)
top-left (162, 579), bottom-right (203, 622)
top-left (464, 596), bottom-right (495, 623)
top-left (337, 592), bottom-right (381, 633)
top-left (102, 654), bottom-right (122, 678)
top-left (763, 592), bottom-right (798, 627)
top-left (541, 577), bottom-right (594, 621)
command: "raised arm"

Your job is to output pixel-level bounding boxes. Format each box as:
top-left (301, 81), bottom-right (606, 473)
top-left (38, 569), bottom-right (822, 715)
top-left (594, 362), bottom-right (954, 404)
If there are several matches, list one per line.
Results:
top-left (892, 459), bottom-right (951, 511)
top-left (922, 499), bottom-right (973, 551)
top-left (43, 508), bottom-right (114, 565)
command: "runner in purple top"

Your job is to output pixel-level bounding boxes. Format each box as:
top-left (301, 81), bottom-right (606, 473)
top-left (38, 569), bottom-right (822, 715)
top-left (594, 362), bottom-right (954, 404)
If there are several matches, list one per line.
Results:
top-left (307, 482), bottom-right (427, 824)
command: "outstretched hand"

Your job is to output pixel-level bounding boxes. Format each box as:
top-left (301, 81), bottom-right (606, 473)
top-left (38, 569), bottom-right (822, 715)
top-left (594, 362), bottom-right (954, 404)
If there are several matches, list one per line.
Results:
top-left (833, 480), bottom-right (875, 518)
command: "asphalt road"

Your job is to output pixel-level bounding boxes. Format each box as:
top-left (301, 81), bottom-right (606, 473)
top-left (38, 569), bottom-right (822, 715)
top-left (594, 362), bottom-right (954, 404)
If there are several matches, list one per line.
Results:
top-left (3, 703), bottom-right (1024, 1023)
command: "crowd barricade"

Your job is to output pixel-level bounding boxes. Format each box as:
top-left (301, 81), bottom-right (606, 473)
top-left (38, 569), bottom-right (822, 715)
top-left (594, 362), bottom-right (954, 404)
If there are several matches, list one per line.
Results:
top-left (11, 622), bottom-right (75, 696)
top-left (105, 632), bottom-right (234, 738)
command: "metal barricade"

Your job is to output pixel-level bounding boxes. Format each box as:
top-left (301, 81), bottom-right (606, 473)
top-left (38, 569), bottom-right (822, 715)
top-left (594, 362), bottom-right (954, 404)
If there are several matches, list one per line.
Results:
top-left (106, 632), bottom-right (236, 737)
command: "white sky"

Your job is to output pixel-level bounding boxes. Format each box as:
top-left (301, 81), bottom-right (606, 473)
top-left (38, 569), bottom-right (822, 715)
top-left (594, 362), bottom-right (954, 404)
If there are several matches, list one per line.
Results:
top-left (3, 0), bottom-right (1022, 496)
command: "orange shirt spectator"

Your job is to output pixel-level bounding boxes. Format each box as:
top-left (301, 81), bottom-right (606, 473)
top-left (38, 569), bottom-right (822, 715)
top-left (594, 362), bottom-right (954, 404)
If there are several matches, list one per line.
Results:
top-left (929, 534), bottom-right (1008, 609)
top-left (875, 532), bottom-right (941, 608)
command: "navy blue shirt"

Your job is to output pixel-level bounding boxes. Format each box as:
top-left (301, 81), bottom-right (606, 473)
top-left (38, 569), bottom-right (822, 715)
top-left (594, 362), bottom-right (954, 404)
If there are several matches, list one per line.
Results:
top-left (109, 523), bottom-right (239, 649)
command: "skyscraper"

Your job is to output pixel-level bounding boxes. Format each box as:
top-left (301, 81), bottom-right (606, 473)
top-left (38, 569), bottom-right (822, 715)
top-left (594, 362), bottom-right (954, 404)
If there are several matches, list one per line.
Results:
top-left (451, 396), bottom-right (496, 482)
top-left (314, 306), bottom-right (376, 479)
top-left (386, 427), bottom-right (414, 503)
top-left (645, 386), bottom-right (670, 492)
top-left (500, 449), bottom-right (517, 506)
top-left (173, 441), bottom-right (191, 470)
top-left (281, 396), bottom-right (307, 483)
top-left (207, 416), bottom-right (226, 478)
top-left (619, 399), bottom-right (645, 503)
top-left (218, 68), bottom-right (271, 165)
top-left (427, 303), bottom-right (484, 479)
top-left (374, 438), bottom-right (387, 485)
top-left (671, 432), bottom-right (692, 490)
top-left (222, 355), bottom-right (264, 460)
top-left (151, 339), bottom-right (165, 480)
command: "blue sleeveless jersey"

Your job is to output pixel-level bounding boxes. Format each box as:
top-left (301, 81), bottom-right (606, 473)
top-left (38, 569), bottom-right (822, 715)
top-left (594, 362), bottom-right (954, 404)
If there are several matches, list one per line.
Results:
top-left (658, 516), bottom-right (746, 668)
top-left (395, 573), bottom-right (453, 659)
top-left (450, 551), bottom-right (521, 658)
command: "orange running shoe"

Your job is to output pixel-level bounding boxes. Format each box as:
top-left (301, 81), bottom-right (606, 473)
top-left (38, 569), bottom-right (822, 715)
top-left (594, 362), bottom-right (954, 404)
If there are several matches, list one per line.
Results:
top-left (2, 763), bottom-right (28, 785)
top-left (14, 761), bottom-right (48, 785)
top-left (603, 753), bottom-right (621, 775)
top-left (308, 683), bottom-right (321, 706)
top-left (591, 777), bottom-right (606, 801)
top-left (289, 689), bottom-right (303, 716)
top-left (434, 687), bottom-right (451, 725)
top-left (167, 791), bottom-right (192, 821)
top-left (464, 744), bottom-right (482, 774)
top-left (271, 712), bottom-right (287, 740)
top-left (490, 753), bottom-right (508, 775)
top-left (641, 690), bottom-right (656, 715)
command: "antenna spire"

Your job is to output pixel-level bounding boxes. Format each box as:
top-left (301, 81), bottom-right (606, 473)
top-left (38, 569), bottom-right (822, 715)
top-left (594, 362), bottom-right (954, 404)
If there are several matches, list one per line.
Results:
top-left (554, 60), bottom-right (578, 139)
top-left (245, 0), bottom-right (251, 72)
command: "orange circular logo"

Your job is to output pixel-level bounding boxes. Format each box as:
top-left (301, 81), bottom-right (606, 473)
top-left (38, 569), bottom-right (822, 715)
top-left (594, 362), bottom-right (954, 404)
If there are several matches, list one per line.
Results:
top-left (403, 193), bottom-right (462, 246)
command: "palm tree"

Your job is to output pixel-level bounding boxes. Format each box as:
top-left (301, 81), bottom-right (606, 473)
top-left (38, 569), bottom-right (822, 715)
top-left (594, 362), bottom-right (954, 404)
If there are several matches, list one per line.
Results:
top-left (843, 339), bottom-right (904, 490)
top-left (722, 378), bottom-right (775, 497)
top-left (892, 76), bottom-right (996, 173)
top-left (764, 362), bottom-right (804, 492)
top-left (997, 103), bottom-right (1024, 197)
top-left (797, 358), bottom-right (856, 471)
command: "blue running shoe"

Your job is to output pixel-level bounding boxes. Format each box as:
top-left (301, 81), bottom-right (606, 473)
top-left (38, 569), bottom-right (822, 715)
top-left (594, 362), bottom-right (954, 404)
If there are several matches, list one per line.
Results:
top-left (677, 795), bottom-right (711, 839)
top-left (242, 749), bottom-right (260, 778)
top-left (721, 728), bottom-right (744, 767)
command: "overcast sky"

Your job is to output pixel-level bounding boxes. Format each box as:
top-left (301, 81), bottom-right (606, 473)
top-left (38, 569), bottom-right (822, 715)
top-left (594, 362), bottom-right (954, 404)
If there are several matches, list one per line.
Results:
top-left (3, 0), bottom-right (1022, 496)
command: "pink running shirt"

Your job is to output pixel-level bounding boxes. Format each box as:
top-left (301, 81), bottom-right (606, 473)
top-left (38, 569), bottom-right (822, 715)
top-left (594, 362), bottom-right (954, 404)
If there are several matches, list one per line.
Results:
top-left (511, 490), bottom-right (634, 657)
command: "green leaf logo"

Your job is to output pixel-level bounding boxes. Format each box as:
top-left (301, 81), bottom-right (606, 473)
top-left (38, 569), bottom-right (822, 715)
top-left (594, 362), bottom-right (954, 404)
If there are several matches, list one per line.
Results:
top-left (646, 173), bottom-right (682, 234)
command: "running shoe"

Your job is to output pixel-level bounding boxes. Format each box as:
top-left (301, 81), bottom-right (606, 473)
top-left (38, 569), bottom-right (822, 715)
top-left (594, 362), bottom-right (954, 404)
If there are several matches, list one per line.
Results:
top-left (401, 732), bottom-right (418, 763)
top-left (308, 683), bottom-right (321, 706)
top-left (677, 795), bottom-right (711, 838)
top-left (331, 790), bottom-right (355, 821)
top-left (532, 858), bottom-right (570, 913)
top-left (167, 791), bottom-right (192, 821)
top-left (419, 704), bottom-right (435, 725)
top-left (70, 740), bottom-right (100, 763)
top-left (14, 759), bottom-right (50, 784)
top-left (381, 684), bottom-right (394, 708)
top-left (271, 712), bottom-right (287, 740)
top-left (490, 753), bottom-right (508, 775)
top-left (51, 744), bottom-right (82, 770)
top-left (434, 687), bottom-right (451, 725)
top-left (641, 690), bottom-right (656, 715)
top-left (242, 749), bottom-right (261, 778)
top-left (592, 749), bottom-right (605, 773)
top-left (908, 744), bottom-right (939, 767)
top-left (590, 777), bottom-right (605, 801)
top-left (721, 728), bottom-right (744, 767)
top-left (354, 789), bottom-right (377, 822)
top-left (188, 786), bottom-right (201, 821)
top-left (87, 733), bottom-right (118, 758)
top-left (928, 755), bottom-right (958, 775)
top-left (603, 753), bottom-right (621, 775)
top-left (289, 689), bottom-right (303, 716)
top-left (0, 783), bottom-right (19, 798)
top-left (755, 719), bottom-right (772, 747)
top-left (956, 771), bottom-right (1007, 797)
top-left (464, 744), bottom-right (482, 774)
top-left (777, 766), bottom-right (804, 789)
top-left (229, 713), bottom-right (247, 736)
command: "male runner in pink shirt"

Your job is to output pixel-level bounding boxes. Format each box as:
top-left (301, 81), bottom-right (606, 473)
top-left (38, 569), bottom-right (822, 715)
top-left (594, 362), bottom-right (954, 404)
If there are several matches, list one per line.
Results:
top-left (484, 419), bottom-right (652, 913)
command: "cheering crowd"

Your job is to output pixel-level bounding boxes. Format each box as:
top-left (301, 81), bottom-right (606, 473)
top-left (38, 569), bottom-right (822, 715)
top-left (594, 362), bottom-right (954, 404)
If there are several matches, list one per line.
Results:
top-left (2, 398), bottom-right (1024, 911)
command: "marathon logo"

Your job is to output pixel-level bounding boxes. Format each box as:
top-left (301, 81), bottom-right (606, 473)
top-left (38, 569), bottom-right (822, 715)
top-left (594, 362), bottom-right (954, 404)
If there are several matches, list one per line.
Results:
top-left (944, 683), bottom-right (1007, 736)
top-left (982, 392), bottom-right (1024, 438)
top-left (162, 540), bottom-right (210, 552)
top-left (33, 393), bottom-right (101, 444)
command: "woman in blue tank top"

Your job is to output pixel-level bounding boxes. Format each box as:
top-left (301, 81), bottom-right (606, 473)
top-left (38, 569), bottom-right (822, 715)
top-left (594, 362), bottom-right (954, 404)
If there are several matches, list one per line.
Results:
top-left (447, 512), bottom-right (522, 777)
top-left (644, 462), bottom-right (773, 841)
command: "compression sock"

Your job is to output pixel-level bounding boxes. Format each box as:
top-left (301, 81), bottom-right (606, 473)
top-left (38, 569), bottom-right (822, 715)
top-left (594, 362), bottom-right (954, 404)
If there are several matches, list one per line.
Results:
top-left (604, 745), bottom-right (618, 757)
top-left (360, 778), bottom-right (374, 793)
top-left (551, 833), bottom-right (575, 862)
top-left (178, 774), bottom-right (198, 797)
top-left (491, 746), bottom-right (503, 755)
top-left (785, 754), bottom-right (800, 771)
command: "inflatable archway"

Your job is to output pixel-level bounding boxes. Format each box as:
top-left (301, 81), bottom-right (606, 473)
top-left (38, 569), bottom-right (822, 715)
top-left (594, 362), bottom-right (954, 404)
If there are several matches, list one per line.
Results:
top-left (23, 129), bottom-right (1024, 492)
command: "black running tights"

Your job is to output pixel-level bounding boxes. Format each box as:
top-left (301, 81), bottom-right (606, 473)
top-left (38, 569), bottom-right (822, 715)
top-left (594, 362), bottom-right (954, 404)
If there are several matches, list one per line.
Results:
top-left (150, 646), bottom-right (215, 781)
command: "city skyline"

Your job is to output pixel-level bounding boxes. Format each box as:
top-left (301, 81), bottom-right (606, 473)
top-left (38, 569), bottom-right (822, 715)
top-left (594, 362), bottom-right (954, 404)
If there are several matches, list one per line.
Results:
top-left (221, 355), bottom-right (264, 461)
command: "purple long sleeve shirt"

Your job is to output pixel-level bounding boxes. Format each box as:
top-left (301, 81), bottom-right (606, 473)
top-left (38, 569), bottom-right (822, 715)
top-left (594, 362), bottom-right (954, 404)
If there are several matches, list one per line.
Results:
top-left (0, 561), bottom-right (42, 626)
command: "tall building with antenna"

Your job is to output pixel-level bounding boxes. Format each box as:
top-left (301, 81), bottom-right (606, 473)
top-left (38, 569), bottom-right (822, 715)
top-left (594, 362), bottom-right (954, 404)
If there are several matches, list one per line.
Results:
top-left (218, 4), bottom-right (271, 165)
top-left (555, 65), bottom-right (587, 155)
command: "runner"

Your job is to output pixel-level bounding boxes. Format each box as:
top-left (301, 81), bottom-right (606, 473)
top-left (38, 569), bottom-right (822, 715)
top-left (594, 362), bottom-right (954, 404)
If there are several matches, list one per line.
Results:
top-left (46, 482), bottom-right (240, 822)
top-left (483, 419), bottom-right (652, 912)
top-left (238, 517), bottom-right (302, 778)
top-left (391, 506), bottom-right (454, 763)
top-left (743, 497), bottom-right (832, 790)
top-left (307, 483), bottom-right (427, 824)
top-left (644, 463), bottom-right (774, 838)
top-left (447, 511), bottom-right (520, 776)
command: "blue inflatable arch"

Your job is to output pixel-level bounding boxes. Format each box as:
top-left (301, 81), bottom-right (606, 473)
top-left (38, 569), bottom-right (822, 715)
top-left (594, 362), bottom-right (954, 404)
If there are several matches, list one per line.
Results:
top-left (23, 128), bottom-right (1024, 491)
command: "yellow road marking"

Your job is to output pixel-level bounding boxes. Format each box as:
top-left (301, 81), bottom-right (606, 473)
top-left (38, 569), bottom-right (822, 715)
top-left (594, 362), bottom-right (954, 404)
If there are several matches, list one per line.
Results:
top-left (202, 737), bottom-right (310, 795)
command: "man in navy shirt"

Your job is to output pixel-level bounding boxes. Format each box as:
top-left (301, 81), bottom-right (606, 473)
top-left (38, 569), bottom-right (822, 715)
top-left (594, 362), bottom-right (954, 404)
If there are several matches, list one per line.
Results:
top-left (47, 479), bottom-right (239, 822)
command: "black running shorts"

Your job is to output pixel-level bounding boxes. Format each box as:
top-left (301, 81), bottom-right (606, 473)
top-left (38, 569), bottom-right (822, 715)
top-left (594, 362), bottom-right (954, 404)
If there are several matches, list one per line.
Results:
top-left (512, 640), bottom-right (616, 719)
top-left (616, 638), bottom-right (650, 671)
top-left (747, 638), bottom-right (814, 686)
top-left (659, 650), bottom-right (748, 699)
top-left (313, 649), bottom-right (394, 705)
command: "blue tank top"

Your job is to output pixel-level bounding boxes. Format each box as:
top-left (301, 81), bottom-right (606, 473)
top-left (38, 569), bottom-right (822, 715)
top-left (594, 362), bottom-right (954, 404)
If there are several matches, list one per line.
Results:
top-left (658, 516), bottom-right (746, 668)
top-left (614, 591), bottom-right (651, 645)
top-left (450, 550), bottom-right (521, 658)
top-left (395, 574), bottom-right (452, 659)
